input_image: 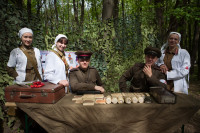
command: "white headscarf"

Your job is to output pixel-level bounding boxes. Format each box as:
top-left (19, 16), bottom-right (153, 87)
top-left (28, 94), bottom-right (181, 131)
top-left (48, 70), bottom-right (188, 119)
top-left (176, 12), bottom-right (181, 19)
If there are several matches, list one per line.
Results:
top-left (169, 32), bottom-right (181, 43)
top-left (161, 32), bottom-right (181, 51)
top-left (52, 34), bottom-right (68, 49)
top-left (18, 27), bottom-right (33, 38)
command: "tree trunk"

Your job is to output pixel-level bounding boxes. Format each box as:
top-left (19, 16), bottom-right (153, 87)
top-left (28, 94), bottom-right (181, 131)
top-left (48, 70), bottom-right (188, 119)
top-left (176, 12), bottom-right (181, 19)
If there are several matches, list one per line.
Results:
top-left (188, 0), bottom-right (192, 53)
top-left (27, 0), bottom-right (31, 22)
top-left (80, 0), bottom-right (84, 25)
top-left (154, 0), bottom-right (165, 44)
top-left (188, 23), bottom-right (192, 53)
top-left (92, 0), bottom-right (99, 21)
top-left (198, 33), bottom-right (200, 80)
top-left (73, 0), bottom-right (79, 25)
top-left (121, 0), bottom-right (125, 45)
top-left (113, 0), bottom-right (119, 20)
top-left (167, 0), bottom-right (180, 35)
top-left (191, 0), bottom-right (200, 75)
top-left (102, 0), bottom-right (114, 21)
top-left (179, 0), bottom-right (188, 49)
top-left (121, 0), bottom-right (125, 21)
top-left (61, 0), bottom-right (65, 32)
top-left (190, 21), bottom-right (200, 74)
top-left (3, 0), bottom-right (8, 51)
top-left (113, 0), bottom-right (119, 31)
top-left (44, 0), bottom-right (48, 34)
top-left (50, 1), bottom-right (54, 33)
top-left (16, 0), bottom-right (23, 9)
top-left (36, 0), bottom-right (43, 18)
top-left (91, 0), bottom-right (95, 20)
top-left (54, 0), bottom-right (58, 25)
top-left (67, 0), bottom-right (70, 31)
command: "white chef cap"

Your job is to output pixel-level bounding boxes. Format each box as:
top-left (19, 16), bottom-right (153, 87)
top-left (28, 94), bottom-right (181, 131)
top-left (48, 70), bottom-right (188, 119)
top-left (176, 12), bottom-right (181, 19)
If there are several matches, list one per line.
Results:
top-left (18, 27), bottom-right (33, 38)
top-left (52, 34), bottom-right (68, 49)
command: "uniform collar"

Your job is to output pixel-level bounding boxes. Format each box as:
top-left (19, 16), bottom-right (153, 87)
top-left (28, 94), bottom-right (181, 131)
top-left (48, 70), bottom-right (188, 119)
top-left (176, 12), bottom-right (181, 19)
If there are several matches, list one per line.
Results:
top-left (79, 66), bottom-right (89, 72)
top-left (21, 44), bottom-right (33, 50)
top-left (165, 46), bottom-right (179, 55)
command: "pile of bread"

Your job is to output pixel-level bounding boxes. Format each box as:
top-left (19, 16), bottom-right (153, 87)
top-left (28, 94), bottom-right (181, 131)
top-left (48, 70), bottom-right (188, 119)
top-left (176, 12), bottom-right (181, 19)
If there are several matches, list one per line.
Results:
top-left (72, 93), bottom-right (151, 106)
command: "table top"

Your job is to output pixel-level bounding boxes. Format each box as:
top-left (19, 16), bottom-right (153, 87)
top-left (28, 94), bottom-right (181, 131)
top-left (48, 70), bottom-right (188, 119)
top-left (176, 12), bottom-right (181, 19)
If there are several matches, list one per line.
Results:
top-left (16, 93), bottom-right (200, 133)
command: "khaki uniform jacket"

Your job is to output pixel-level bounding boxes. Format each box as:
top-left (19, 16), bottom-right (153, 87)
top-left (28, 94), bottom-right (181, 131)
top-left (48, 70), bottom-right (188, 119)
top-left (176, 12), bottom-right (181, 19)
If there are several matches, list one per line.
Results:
top-left (119, 63), bottom-right (167, 92)
top-left (69, 66), bottom-right (103, 92)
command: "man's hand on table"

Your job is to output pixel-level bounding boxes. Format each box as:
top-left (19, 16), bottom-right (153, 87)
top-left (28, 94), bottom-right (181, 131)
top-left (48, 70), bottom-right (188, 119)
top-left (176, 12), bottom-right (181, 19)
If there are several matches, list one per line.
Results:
top-left (95, 86), bottom-right (105, 93)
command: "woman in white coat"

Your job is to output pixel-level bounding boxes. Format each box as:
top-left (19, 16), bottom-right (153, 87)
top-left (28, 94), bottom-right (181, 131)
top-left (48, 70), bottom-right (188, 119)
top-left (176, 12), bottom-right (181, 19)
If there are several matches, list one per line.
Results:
top-left (157, 32), bottom-right (191, 94)
top-left (7, 27), bottom-right (42, 83)
top-left (44, 34), bottom-right (70, 89)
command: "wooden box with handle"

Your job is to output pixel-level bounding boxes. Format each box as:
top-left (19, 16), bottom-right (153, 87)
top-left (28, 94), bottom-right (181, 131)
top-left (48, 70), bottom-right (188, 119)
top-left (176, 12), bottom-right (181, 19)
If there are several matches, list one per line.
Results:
top-left (4, 82), bottom-right (65, 104)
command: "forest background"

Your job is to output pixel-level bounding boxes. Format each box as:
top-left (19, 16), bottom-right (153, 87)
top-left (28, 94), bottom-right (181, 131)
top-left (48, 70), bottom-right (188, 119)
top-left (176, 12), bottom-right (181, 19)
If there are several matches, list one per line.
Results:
top-left (0, 0), bottom-right (200, 131)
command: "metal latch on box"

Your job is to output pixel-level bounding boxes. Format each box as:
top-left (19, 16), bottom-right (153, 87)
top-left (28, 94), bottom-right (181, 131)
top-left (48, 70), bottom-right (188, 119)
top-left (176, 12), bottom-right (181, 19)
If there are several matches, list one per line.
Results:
top-left (41, 90), bottom-right (48, 97)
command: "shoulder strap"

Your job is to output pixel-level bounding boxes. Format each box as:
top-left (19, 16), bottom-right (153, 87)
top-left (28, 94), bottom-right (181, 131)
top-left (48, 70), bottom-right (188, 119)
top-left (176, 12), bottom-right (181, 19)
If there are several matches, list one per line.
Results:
top-left (19, 46), bottom-right (42, 81)
top-left (52, 50), bottom-right (69, 75)
top-left (70, 68), bottom-right (78, 72)
top-left (52, 50), bottom-right (62, 60)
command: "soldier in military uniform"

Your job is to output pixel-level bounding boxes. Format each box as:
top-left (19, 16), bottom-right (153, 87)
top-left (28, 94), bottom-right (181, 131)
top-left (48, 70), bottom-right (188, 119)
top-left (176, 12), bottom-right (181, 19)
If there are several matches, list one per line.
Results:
top-left (69, 51), bottom-right (105, 93)
top-left (119, 47), bottom-right (167, 92)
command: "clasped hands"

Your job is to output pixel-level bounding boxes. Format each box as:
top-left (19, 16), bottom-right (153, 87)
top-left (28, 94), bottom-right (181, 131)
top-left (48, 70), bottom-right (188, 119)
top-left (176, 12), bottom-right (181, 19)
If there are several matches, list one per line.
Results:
top-left (58, 80), bottom-right (69, 87)
top-left (160, 64), bottom-right (168, 74)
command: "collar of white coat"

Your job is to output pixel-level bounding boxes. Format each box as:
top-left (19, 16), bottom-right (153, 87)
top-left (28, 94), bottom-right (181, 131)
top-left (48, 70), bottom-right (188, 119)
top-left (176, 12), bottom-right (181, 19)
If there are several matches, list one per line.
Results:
top-left (161, 43), bottom-right (181, 52)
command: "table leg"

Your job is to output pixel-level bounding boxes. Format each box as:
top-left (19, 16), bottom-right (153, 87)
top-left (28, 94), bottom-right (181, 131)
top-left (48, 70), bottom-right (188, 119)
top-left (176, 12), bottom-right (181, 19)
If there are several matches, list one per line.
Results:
top-left (25, 113), bottom-right (28, 133)
top-left (25, 113), bottom-right (32, 133)
top-left (181, 124), bottom-right (184, 133)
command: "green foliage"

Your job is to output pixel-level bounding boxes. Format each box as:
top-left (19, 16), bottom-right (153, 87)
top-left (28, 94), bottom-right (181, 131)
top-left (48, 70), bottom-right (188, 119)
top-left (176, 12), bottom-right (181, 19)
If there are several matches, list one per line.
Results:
top-left (165, 1), bottom-right (200, 22)
top-left (0, 65), bottom-right (14, 120)
top-left (0, 0), bottom-right (45, 128)
top-left (62, 16), bottom-right (144, 92)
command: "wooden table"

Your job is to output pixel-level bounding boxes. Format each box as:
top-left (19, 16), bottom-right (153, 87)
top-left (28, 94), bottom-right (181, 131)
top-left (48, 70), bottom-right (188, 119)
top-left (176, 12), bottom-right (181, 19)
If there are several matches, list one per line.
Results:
top-left (16, 93), bottom-right (200, 133)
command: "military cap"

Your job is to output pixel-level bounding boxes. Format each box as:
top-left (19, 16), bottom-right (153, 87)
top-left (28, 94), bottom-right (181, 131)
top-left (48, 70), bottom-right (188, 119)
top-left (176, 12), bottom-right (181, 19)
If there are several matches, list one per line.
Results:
top-left (75, 51), bottom-right (93, 59)
top-left (144, 47), bottom-right (161, 58)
